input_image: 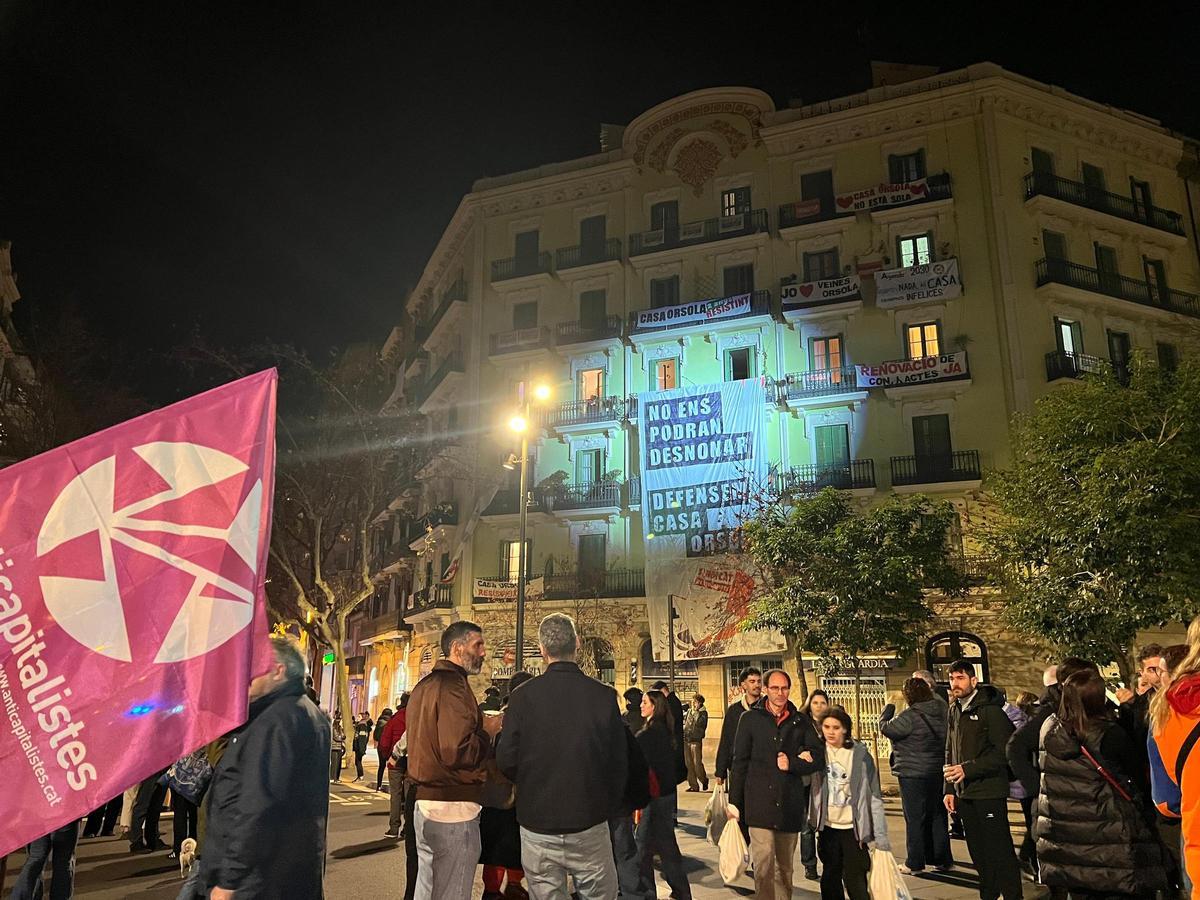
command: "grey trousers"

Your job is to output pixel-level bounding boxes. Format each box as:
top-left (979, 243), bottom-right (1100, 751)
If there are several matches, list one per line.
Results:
top-left (388, 768), bottom-right (407, 834)
top-left (749, 827), bottom-right (798, 900)
top-left (413, 806), bottom-right (481, 900)
top-left (520, 821), bottom-right (617, 900)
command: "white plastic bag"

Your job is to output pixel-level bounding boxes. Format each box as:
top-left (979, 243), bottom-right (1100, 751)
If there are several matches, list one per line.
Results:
top-left (718, 807), bottom-right (748, 885)
top-left (705, 784), bottom-right (729, 845)
top-left (869, 848), bottom-right (913, 900)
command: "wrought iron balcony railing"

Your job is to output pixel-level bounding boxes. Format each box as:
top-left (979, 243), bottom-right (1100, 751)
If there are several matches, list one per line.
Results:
top-left (890, 450), bottom-right (981, 486)
top-left (555, 314), bottom-right (623, 345)
top-left (778, 366), bottom-right (859, 401)
top-left (630, 209), bottom-right (768, 256)
top-left (489, 326), bottom-right (554, 356)
top-left (1024, 171), bottom-right (1184, 236)
top-left (543, 568), bottom-right (646, 599)
top-left (406, 583), bottom-right (454, 617)
top-left (491, 252), bottom-right (553, 282)
top-left (412, 352), bottom-right (464, 408)
top-left (1036, 257), bottom-right (1200, 319)
top-left (542, 396), bottom-right (625, 429)
top-left (555, 238), bottom-right (622, 270)
top-left (1044, 350), bottom-right (1113, 382)
top-left (548, 480), bottom-right (623, 512)
top-left (777, 460), bottom-right (876, 495)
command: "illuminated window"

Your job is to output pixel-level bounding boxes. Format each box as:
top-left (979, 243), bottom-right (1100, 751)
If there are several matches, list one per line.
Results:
top-left (897, 234), bottom-right (932, 268)
top-left (809, 335), bottom-right (843, 372)
top-left (653, 358), bottom-right (678, 391)
top-left (579, 368), bottom-right (604, 401)
top-left (888, 150), bottom-right (926, 183)
top-left (499, 540), bottom-right (531, 581)
top-left (906, 322), bottom-right (940, 359)
top-left (722, 186), bottom-right (751, 217)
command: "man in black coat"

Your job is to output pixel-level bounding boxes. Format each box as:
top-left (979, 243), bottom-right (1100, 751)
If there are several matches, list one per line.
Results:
top-left (729, 669), bottom-right (824, 900)
top-left (714, 666), bottom-right (763, 785)
top-left (943, 660), bottom-right (1020, 900)
top-left (498, 613), bottom-right (628, 900)
top-left (199, 636), bottom-right (331, 900)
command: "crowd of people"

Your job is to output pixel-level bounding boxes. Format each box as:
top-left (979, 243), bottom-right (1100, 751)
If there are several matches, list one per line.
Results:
top-left (11, 614), bottom-right (1200, 900)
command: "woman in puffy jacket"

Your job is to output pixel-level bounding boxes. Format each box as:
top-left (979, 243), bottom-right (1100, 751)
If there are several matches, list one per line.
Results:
top-left (636, 691), bottom-right (691, 900)
top-left (1036, 669), bottom-right (1166, 898)
top-left (879, 677), bottom-right (951, 874)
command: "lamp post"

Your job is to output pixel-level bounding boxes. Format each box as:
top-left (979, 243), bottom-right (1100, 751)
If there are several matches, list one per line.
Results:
top-left (667, 594), bottom-right (681, 691)
top-left (506, 382), bottom-right (551, 673)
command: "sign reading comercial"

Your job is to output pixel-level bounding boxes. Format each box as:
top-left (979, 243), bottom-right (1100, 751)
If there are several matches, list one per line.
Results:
top-left (834, 177), bottom-right (932, 213)
top-left (856, 352), bottom-right (969, 388)
top-left (780, 275), bottom-right (861, 309)
top-left (874, 258), bottom-right (962, 309)
top-left (633, 292), bottom-right (751, 330)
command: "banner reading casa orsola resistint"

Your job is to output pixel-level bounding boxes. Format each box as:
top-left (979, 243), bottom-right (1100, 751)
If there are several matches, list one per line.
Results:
top-left (473, 576), bottom-right (544, 602)
top-left (874, 258), bottom-right (962, 308)
top-left (780, 275), bottom-right (861, 309)
top-left (856, 352), bottom-right (969, 388)
top-left (633, 292), bottom-right (751, 330)
top-left (0, 371), bottom-right (277, 858)
top-left (638, 380), bottom-right (785, 662)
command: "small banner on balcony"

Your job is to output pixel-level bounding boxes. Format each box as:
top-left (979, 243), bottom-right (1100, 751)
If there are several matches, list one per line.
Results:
top-left (473, 576), bottom-right (544, 602)
top-left (781, 275), bottom-right (861, 309)
top-left (874, 258), bottom-right (962, 308)
top-left (856, 351), bottom-right (969, 388)
top-left (633, 292), bottom-right (751, 330)
top-left (637, 379), bottom-right (785, 661)
top-left (835, 177), bottom-right (931, 213)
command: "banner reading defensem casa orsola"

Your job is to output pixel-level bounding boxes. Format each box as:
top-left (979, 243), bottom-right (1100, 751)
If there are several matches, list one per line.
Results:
top-left (0, 372), bottom-right (277, 858)
top-left (638, 380), bottom-right (784, 661)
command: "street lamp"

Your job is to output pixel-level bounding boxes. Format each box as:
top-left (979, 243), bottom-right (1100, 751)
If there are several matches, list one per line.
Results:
top-left (506, 381), bottom-right (551, 673)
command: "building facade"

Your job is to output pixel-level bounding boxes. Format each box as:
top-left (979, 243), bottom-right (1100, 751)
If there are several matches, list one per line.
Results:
top-left (378, 63), bottom-right (1200, 754)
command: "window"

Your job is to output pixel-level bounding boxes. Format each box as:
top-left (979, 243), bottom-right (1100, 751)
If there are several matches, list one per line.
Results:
top-left (1095, 243), bottom-right (1120, 293)
top-left (652, 357), bottom-right (678, 391)
top-left (1081, 162), bottom-right (1107, 197)
top-left (803, 248), bottom-right (840, 282)
top-left (724, 347), bottom-right (754, 381)
top-left (721, 186), bottom-right (752, 217)
top-left (576, 448), bottom-right (604, 484)
top-left (439, 552), bottom-right (450, 582)
top-left (579, 289), bottom-right (606, 328)
top-left (580, 215), bottom-right (606, 252)
top-left (1042, 230), bottom-right (1068, 261)
top-left (499, 540), bottom-right (531, 581)
top-left (1055, 317), bottom-right (1082, 355)
top-left (649, 276), bottom-right (679, 308)
top-left (888, 150), bottom-right (926, 183)
top-left (514, 229), bottom-right (539, 260)
top-left (912, 414), bottom-right (952, 461)
top-left (814, 424), bottom-right (850, 469)
top-left (897, 233), bottom-right (932, 268)
top-left (1144, 258), bottom-right (1169, 305)
top-left (1030, 147), bottom-right (1055, 175)
top-left (1131, 178), bottom-right (1154, 217)
top-left (1157, 342), bottom-right (1178, 372)
top-left (578, 368), bottom-right (604, 401)
top-left (906, 321), bottom-right (941, 359)
top-left (1107, 330), bottom-right (1131, 374)
top-left (650, 201), bottom-right (678, 231)
top-left (925, 631), bottom-right (989, 684)
top-left (723, 264), bottom-right (754, 296)
top-left (424, 559), bottom-right (434, 588)
top-left (809, 335), bottom-right (843, 372)
top-left (800, 169), bottom-right (835, 216)
top-left (512, 301), bottom-right (537, 330)
top-left (578, 534), bottom-right (607, 579)
top-left (726, 657), bottom-right (783, 691)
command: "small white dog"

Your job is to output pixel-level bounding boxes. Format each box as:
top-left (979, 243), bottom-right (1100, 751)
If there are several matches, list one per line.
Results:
top-left (179, 837), bottom-right (197, 877)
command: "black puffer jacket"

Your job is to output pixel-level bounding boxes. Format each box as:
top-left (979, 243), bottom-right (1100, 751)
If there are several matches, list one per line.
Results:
top-left (1035, 716), bottom-right (1166, 895)
top-left (880, 697), bottom-right (947, 777)
top-left (729, 703), bottom-right (825, 832)
top-left (1007, 683), bottom-right (1061, 797)
top-left (945, 684), bottom-right (1014, 800)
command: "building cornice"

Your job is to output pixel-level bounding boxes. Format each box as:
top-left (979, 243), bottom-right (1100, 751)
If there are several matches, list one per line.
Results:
top-left (405, 198), bottom-right (477, 316)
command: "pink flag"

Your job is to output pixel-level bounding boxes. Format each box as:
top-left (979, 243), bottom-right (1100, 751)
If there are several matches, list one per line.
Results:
top-left (0, 370), bottom-right (277, 856)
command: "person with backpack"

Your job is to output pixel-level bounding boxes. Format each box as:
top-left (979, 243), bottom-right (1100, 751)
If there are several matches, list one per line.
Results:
top-left (1037, 668), bottom-right (1167, 897)
top-left (373, 706), bottom-right (394, 791)
top-left (879, 676), bottom-right (952, 875)
top-left (164, 747), bottom-right (213, 860)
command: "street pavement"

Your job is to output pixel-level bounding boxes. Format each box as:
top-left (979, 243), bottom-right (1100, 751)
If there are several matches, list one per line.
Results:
top-left (3, 760), bottom-right (1048, 899)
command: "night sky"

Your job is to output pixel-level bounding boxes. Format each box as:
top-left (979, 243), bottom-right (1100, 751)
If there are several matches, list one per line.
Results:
top-left (1, 3), bottom-right (1197, 402)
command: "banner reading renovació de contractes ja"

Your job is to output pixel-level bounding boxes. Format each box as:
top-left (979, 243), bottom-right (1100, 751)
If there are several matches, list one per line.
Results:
top-left (638, 380), bottom-right (785, 662)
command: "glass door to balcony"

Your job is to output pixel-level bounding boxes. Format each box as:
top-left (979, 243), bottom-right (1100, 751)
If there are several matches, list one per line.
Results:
top-left (912, 414), bottom-right (952, 480)
top-left (580, 289), bottom-right (607, 330)
top-left (801, 169), bottom-right (835, 217)
top-left (1107, 330), bottom-right (1131, 382)
top-left (1094, 244), bottom-right (1120, 296)
top-left (650, 201), bottom-right (678, 233)
top-left (1082, 163), bottom-right (1107, 206)
top-left (888, 150), bottom-right (926, 183)
top-left (1031, 147), bottom-right (1055, 176)
top-left (650, 276), bottom-right (679, 309)
top-left (580, 215), bottom-right (606, 263)
top-left (578, 534), bottom-right (607, 593)
top-left (512, 301), bottom-right (538, 330)
top-left (723, 263), bottom-right (754, 297)
top-left (1144, 258), bottom-right (1169, 306)
top-left (576, 448), bottom-right (603, 484)
top-left (1131, 179), bottom-right (1154, 221)
top-left (514, 229), bottom-right (540, 274)
top-left (814, 424), bottom-right (850, 486)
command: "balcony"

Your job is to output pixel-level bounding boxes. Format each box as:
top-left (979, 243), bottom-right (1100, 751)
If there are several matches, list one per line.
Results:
top-left (1044, 350), bottom-right (1116, 383)
top-left (542, 396), bottom-right (625, 432)
top-left (778, 198), bottom-right (851, 229)
top-left (481, 488), bottom-right (551, 521)
top-left (555, 315), bottom-right (623, 348)
top-left (628, 289), bottom-right (772, 338)
top-left (779, 274), bottom-right (864, 318)
top-left (418, 279), bottom-right (467, 347)
top-left (555, 238), bottom-right (622, 271)
top-left (778, 366), bottom-right (867, 410)
top-left (1024, 171), bottom-right (1184, 237)
top-left (414, 352), bottom-right (465, 412)
top-left (890, 450), bottom-right (982, 489)
top-left (547, 480), bottom-right (623, 518)
top-left (629, 209), bottom-right (768, 256)
top-left (488, 325), bottom-right (554, 359)
top-left (1036, 258), bottom-right (1200, 320)
top-left (491, 252), bottom-right (553, 282)
top-left (405, 583), bottom-right (454, 619)
top-left (543, 568), bottom-right (646, 600)
top-left (777, 460), bottom-right (876, 496)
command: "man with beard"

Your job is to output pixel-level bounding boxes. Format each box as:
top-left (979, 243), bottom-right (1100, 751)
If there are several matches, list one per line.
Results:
top-left (406, 621), bottom-right (504, 900)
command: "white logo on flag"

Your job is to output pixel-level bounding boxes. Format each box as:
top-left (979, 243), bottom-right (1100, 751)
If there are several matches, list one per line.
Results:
top-left (36, 442), bottom-right (262, 663)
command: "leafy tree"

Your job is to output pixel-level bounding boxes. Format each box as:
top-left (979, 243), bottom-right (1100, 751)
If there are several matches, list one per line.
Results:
top-left (742, 488), bottom-right (967, 731)
top-left (982, 357), bottom-right (1200, 683)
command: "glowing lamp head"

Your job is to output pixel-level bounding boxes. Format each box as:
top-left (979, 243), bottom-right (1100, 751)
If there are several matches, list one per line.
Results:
top-left (508, 415), bottom-right (528, 434)
top-left (533, 383), bottom-right (551, 402)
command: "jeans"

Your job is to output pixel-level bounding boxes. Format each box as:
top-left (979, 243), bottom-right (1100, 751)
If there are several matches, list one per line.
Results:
top-left (817, 827), bottom-right (869, 900)
top-left (897, 774), bottom-right (952, 869)
top-left (608, 815), bottom-right (641, 899)
top-left (172, 795), bottom-right (198, 855)
top-left (958, 797), bottom-right (1022, 900)
top-left (748, 827), bottom-right (798, 900)
top-left (404, 783), bottom-right (419, 900)
top-left (414, 805), bottom-right (481, 900)
top-left (684, 742), bottom-right (707, 791)
top-left (11, 821), bottom-right (80, 900)
top-left (522, 820), bottom-right (619, 900)
top-left (634, 796), bottom-right (689, 900)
